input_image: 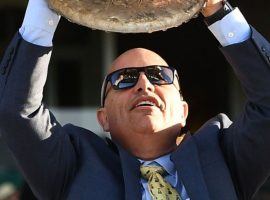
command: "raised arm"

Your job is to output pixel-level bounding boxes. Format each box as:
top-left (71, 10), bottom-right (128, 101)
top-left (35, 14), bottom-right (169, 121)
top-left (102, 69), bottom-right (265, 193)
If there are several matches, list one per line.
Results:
top-left (0, 1), bottom-right (77, 199)
top-left (220, 30), bottom-right (270, 199)
top-left (203, 1), bottom-right (270, 199)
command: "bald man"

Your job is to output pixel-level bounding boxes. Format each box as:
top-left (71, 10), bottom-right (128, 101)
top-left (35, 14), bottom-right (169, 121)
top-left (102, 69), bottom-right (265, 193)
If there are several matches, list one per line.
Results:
top-left (1, 0), bottom-right (270, 200)
top-left (97, 48), bottom-right (188, 161)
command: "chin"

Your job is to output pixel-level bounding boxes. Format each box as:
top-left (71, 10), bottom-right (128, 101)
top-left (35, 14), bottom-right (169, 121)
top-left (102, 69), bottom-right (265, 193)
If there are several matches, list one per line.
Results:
top-left (134, 122), bottom-right (163, 135)
top-left (130, 115), bottom-right (168, 133)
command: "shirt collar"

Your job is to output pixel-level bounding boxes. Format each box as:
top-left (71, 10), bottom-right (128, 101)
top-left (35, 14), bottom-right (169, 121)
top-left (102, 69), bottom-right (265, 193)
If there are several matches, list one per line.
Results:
top-left (139, 153), bottom-right (176, 176)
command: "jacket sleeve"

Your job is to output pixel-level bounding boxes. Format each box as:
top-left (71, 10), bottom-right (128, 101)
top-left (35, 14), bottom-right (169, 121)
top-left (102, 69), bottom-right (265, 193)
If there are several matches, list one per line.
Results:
top-left (0, 33), bottom-right (77, 200)
top-left (220, 27), bottom-right (270, 199)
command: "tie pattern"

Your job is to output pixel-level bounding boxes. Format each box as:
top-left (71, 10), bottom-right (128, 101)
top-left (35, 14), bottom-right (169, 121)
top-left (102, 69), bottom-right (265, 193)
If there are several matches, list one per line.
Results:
top-left (140, 165), bottom-right (181, 200)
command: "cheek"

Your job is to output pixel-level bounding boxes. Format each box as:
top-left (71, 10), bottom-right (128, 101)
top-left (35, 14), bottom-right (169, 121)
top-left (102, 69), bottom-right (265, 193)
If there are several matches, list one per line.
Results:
top-left (105, 93), bottom-right (128, 126)
top-left (165, 92), bottom-right (183, 122)
top-left (169, 102), bottom-right (181, 119)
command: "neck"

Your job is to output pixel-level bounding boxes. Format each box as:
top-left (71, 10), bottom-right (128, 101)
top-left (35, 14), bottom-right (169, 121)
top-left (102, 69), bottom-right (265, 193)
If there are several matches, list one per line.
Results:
top-left (134, 141), bottom-right (177, 161)
top-left (112, 126), bottom-right (183, 160)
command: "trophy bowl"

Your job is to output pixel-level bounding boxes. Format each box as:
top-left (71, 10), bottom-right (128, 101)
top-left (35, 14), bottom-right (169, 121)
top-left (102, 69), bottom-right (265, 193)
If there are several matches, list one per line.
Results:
top-left (48, 0), bottom-right (205, 33)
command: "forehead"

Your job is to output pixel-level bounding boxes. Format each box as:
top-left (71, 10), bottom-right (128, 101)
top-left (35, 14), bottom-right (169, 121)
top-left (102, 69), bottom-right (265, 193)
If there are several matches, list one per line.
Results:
top-left (109, 48), bottom-right (168, 74)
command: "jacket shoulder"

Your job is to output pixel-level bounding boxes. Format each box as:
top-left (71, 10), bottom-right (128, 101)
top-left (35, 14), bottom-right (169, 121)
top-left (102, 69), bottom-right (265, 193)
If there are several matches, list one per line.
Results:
top-left (195, 113), bottom-right (232, 134)
top-left (192, 113), bottom-right (232, 163)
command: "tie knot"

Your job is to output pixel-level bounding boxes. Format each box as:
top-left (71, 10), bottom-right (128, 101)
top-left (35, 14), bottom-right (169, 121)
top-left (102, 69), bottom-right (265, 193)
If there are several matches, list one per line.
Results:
top-left (140, 165), bottom-right (166, 180)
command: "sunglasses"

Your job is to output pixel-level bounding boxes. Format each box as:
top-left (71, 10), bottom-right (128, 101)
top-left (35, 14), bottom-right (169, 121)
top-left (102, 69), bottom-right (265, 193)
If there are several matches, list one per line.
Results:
top-left (100, 65), bottom-right (180, 107)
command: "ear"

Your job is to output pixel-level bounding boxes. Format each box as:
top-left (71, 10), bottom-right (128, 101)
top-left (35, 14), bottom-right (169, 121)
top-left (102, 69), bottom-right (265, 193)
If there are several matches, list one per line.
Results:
top-left (179, 101), bottom-right (189, 127)
top-left (97, 108), bottom-right (110, 132)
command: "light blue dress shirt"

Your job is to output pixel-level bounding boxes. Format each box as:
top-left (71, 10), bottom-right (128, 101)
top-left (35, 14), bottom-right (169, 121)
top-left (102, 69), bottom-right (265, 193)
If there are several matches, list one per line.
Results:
top-left (208, 8), bottom-right (251, 46)
top-left (19, 0), bottom-right (60, 47)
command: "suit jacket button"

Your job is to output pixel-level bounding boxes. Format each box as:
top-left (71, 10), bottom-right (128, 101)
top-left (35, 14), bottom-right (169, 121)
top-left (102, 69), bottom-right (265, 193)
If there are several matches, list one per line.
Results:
top-left (261, 46), bottom-right (266, 52)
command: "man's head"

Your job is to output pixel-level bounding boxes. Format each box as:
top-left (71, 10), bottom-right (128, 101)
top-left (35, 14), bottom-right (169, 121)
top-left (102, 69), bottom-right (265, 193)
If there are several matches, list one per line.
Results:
top-left (97, 48), bottom-right (188, 160)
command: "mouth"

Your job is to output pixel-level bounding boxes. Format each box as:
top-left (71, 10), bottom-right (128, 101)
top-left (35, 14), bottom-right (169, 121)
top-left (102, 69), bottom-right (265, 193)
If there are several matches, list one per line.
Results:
top-left (131, 96), bottom-right (163, 110)
top-left (135, 100), bottom-right (157, 107)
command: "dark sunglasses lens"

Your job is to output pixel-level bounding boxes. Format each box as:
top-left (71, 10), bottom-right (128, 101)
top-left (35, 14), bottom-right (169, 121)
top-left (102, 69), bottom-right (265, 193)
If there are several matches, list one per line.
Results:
top-left (146, 66), bottom-right (174, 84)
top-left (111, 68), bottom-right (139, 89)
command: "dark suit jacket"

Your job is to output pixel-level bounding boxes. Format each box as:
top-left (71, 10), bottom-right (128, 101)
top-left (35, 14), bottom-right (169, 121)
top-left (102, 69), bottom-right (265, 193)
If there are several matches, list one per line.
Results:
top-left (0, 27), bottom-right (270, 200)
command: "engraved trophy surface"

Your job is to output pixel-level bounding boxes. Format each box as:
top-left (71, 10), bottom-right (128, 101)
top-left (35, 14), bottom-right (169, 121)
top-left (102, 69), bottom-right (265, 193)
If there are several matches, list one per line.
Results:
top-left (48, 0), bottom-right (205, 33)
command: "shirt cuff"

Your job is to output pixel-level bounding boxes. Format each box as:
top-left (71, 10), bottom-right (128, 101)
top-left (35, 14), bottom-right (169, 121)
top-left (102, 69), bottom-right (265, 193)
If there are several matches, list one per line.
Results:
top-left (19, 0), bottom-right (61, 47)
top-left (208, 7), bottom-right (251, 47)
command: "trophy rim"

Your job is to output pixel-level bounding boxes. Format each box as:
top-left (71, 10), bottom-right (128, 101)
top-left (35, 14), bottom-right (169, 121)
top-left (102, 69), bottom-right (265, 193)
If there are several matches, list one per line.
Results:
top-left (48, 0), bottom-right (205, 33)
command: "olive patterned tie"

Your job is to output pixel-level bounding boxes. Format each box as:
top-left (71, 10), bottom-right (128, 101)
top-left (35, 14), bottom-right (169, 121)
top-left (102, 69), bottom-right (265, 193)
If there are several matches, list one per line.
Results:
top-left (140, 165), bottom-right (181, 200)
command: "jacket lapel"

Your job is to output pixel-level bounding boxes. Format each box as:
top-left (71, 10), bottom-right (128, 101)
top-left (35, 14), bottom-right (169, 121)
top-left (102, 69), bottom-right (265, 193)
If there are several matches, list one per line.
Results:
top-left (113, 133), bottom-right (211, 200)
top-left (117, 144), bottom-right (141, 200)
top-left (172, 134), bottom-right (210, 200)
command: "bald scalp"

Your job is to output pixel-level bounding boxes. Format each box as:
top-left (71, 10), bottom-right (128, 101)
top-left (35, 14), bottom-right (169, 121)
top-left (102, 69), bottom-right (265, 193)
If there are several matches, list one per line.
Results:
top-left (109, 48), bottom-right (168, 74)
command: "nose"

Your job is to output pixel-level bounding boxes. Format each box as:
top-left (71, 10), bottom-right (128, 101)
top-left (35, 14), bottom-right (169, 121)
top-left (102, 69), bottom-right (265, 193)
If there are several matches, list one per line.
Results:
top-left (133, 72), bottom-right (155, 93)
